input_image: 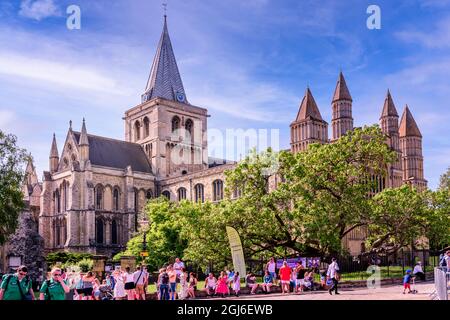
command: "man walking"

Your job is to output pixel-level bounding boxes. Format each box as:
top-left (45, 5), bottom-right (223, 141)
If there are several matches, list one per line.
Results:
top-left (0, 266), bottom-right (34, 300)
top-left (39, 267), bottom-right (70, 300)
top-left (327, 258), bottom-right (340, 295)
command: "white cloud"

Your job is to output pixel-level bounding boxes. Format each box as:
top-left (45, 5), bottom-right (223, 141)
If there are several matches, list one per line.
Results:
top-left (0, 52), bottom-right (128, 95)
top-left (396, 16), bottom-right (450, 48)
top-left (0, 109), bottom-right (15, 130)
top-left (19, 0), bottom-right (60, 21)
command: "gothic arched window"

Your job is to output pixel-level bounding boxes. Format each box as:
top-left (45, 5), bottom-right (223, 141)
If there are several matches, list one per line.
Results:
top-left (111, 220), bottom-right (118, 245)
top-left (194, 184), bottom-right (204, 203)
top-left (95, 185), bottom-right (104, 210)
top-left (55, 189), bottom-right (61, 213)
top-left (134, 188), bottom-right (139, 212)
top-left (143, 117), bottom-right (150, 137)
top-left (171, 116), bottom-right (180, 133)
top-left (96, 218), bottom-right (104, 244)
top-left (185, 119), bottom-right (193, 139)
top-left (177, 187), bottom-right (187, 201)
top-left (213, 180), bottom-right (224, 201)
top-left (113, 188), bottom-right (120, 212)
top-left (162, 190), bottom-right (171, 200)
top-left (134, 120), bottom-right (141, 141)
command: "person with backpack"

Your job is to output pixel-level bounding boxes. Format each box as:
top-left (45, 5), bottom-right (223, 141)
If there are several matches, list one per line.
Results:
top-left (158, 268), bottom-right (170, 300)
top-left (39, 267), bottom-right (70, 300)
top-left (0, 265), bottom-right (34, 300)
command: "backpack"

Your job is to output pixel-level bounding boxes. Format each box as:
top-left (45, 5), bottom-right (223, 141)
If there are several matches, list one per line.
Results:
top-left (161, 272), bottom-right (169, 285)
top-left (440, 255), bottom-right (447, 267)
top-left (44, 280), bottom-right (52, 301)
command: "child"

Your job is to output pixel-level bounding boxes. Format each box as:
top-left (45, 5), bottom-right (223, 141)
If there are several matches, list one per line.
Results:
top-left (403, 269), bottom-right (413, 294)
top-left (232, 272), bottom-right (240, 297)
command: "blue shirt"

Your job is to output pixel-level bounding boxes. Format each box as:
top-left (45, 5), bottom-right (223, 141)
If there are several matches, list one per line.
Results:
top-left (403, 274), bottom-right (411, 284)
top-left (264, 275), bottom-right (273, 284)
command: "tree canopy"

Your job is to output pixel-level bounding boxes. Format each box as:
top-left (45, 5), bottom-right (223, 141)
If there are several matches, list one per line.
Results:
top-left (119, 125), bottom-right (450, 270)
top-left (0, 130), bottom-right (29, 245)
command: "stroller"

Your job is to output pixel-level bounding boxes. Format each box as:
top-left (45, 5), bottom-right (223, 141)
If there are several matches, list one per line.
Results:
top-left (99, 284), bottom-right (114, 300)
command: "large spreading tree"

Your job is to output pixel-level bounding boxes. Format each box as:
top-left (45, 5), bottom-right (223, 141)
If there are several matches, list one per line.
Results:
top-left (119, 125), bottom-right (449, 270)
top-left (0, 130), bottom-right (29, 245)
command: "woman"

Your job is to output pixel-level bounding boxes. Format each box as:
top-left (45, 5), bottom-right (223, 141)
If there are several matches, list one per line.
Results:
top-left (245, 272), bottom-right (259, 295)
top-left (113, 269), bottom-right (126, 300)
top-left (158, 268), bottom-right (170, 300)
top-left (93, 278), bottom-right (101, 300)
top-left (261, 271), bottom-right (273, 293)
top-left (167, 265), bottom-right (177, 300)
top-left (232, 272), bottom-right (241, 296)
top-left (215, 271), bottom-right (229, 298)
top-left (187, 272), bottom-right (197, 299)
top-left (178, 268), bottom-right (189, 300)
top-left (82, 271), bottom-right (96, 300)
top-left (124, 267), bottom-right (135, 300)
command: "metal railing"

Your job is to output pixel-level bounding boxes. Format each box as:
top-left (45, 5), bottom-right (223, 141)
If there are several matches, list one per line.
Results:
top-left (431, 267), bottom-right (449, 300)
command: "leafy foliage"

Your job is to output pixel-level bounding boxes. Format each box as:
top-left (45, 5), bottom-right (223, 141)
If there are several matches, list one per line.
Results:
top-left (45, 252), bottom-right (93, 267)
top-left (0, 130), bottom-right (29, 245)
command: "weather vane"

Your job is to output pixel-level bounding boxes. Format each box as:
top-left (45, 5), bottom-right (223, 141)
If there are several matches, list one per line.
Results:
top-left (163, 2), bottom-right (168, 16)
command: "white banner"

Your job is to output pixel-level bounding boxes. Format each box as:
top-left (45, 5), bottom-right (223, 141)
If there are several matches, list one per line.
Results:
top-left (226, 226), bottom-right (246, 277)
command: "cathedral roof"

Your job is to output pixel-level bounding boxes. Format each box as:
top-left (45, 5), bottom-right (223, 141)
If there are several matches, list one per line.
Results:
top-left (332, 72), bottom-right (352, 103)
top-left (399, 106), bottom-right (422, 138)
top-left (72, 132), bottom-right (152, 173)
top-left (296, 88), bottom-right (324, 122)
top-left (380, 90), bottom-right (399, 118)
top-left (142, 16), bottom-right (188, 104)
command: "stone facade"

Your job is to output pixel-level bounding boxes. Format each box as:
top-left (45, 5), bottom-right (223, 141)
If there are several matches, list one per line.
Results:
top-left (33, 16), bottom-right (427, 258)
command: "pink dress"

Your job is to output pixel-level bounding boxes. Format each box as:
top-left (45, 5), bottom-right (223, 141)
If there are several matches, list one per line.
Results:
top-left (216, 277), bottom-right (228, 294)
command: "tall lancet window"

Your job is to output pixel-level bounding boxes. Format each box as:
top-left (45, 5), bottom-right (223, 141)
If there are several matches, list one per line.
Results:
top-left (172, 116), bottom-right (180, 133)
top-left (143, 117), bottom-right (150, 137)
top-left (134, 120), bottom-right (141, 141)
top-left (113, 188), bottom-right (120, 212)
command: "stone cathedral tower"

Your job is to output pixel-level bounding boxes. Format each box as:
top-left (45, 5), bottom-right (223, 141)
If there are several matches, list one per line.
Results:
top-left (331, 72), bottom-right (353, 141)
top-left (399, 105), bottom-right (427, 191)
top-left (290, 88), bottom-right (328, 153)
top-left (379, 90), bottom-right (403, 188)
top-left (124, 15), bottom-right (208, 179)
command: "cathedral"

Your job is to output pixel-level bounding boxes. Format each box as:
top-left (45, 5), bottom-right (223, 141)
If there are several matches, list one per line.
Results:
top-left (34, 16), bottom-right (426, 258)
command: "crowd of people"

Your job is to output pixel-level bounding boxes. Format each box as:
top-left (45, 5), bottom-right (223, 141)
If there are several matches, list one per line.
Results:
top-left (2, 251), bottom-right (447, 300)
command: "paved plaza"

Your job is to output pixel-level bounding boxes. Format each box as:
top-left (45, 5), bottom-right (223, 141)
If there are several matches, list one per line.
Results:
top-left (227, 282), bottom-right (436, 300)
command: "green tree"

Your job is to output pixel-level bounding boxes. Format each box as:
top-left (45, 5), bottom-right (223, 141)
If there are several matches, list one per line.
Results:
top-left (116, 198), bottom-right (188, 271)
top-left (0, 130), bottom-right (29, 245)
top-left (438, 167), bottom-right (450, 190)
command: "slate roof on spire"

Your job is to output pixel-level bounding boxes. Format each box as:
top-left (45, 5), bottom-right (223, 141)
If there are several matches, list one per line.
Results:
top-left (142, 16), bottom-right (187, 104)
top-left (380, 90), bottom-right (399, 118)
top-left (50, 134), bottom-right (59, 158)
top-left (332, 72), bottom-right (352, 103)
top-left (79, 118), bottom-right (89, 146)
top-left (399, 105), bottom-right (422, 138)
top-left (296, 88), bottom-right (324, 122)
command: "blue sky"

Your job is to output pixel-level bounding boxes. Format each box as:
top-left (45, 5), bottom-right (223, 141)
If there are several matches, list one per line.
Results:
top-left (0, 0), bottom-right (449, 189)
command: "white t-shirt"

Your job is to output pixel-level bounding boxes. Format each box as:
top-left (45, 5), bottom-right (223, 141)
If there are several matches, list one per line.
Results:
top-left (413, 265), bottom-right (423, 274)
top-left (327, 262), bottom-right (339, 278)
top-left (133, 270), bottom-right (145, 285)
top-left (206, 277), bottom-right (216, 288)
top-left (173, 261), bottom-right (185, 275)
top-left (267, 261), bottom-right (276, 273)
top-left (125, 272), bottom-right (134, 283)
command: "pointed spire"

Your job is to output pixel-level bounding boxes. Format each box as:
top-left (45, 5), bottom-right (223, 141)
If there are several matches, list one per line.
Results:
top-left (380, 89), bottom-right (399, 118)
top-left (296, 88), bottom-right (324, 121)
top-left (399, 105), bottom-right (422, 137)
top-left (50, 133), bottom-right (59, 158)
top-left (79, 118), bottom-right (89, 146)
top-left (332, 71), bottom-right (352, 103)
top-left (142, 15), bottom-right (187, 104)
